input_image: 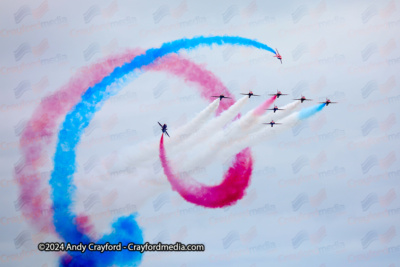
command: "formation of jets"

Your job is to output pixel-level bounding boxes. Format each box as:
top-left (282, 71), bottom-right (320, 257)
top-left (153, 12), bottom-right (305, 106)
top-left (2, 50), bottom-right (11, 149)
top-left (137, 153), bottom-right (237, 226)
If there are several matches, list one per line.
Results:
top-left (158, 48), bottom-right (337, 136)
top-left (158, 91), bottom-right (337, 135)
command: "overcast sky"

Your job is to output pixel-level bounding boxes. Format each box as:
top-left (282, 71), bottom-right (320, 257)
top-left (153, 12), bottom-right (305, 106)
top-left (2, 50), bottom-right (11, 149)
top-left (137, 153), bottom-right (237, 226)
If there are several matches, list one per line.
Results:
top-left (1, 0), bottom-right (399, 266)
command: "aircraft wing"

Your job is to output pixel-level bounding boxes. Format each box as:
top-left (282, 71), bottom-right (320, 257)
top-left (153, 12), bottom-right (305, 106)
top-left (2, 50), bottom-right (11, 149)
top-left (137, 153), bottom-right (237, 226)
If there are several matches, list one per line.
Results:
top-left (211, 96), bottom-right (220, 97)
top-left (253, 94), bottom-right (260, 96)
top-left (240, 93), bottom-right (249, 95)
top-left (165, 131), bottom-right (170, 137)
top-left (280, 59), bottom-right (282, 64)
top-left (330, 102), bottom-right (338, 103)
top-left (225, 97), bottom-right (232, 99)
top-left (278, 109), bottom-right (285, 110)
top-left (158, 122), bottom-right (162, 127)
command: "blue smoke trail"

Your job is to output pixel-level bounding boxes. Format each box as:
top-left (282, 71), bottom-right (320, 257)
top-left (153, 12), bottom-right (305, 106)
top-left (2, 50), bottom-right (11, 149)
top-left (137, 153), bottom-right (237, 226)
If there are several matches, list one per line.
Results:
top-left (298, 103), bottom-right (326, 120)
top-left (60, 215), bottom-right (143, 266)
top-left (50, 36), bottom-right (276, 266)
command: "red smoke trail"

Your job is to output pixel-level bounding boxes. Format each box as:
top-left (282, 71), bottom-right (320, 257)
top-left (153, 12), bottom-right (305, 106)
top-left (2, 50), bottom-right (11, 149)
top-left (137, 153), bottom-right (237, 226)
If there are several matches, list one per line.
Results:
top-left (16, 49), bottom-right (251, 232)
top-left (147, 55), bottom-right (235, 115)
top-left (254, 95), bottom-right (277, 116)
top-left (16, 50), bottom-right (144, 233)
top-left (159, 134), bottom-right (253, 208)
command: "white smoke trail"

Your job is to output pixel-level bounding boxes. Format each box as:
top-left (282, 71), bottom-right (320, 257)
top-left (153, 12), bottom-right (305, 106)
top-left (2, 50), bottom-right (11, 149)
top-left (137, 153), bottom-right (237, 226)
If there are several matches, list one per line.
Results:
top-left (216, 102), bottom-right (326, 164)
top-left (212, 100), bottom-right (300, 147)
top-left (179, 111), bottom-right (301, 171)
top-left (110, 99), bottom-right (220, 172)
top-left (170, 96), bottom-right (249, 154)
top-left (240, 111), bottom-right (299, 153)
top-left (111, 99), bottom-right (300, 180)
top-left (220, 108), bottom-right (260, 140)
top-left (177, 101), bottom-right (301, 169)
top-left (169, 99), bottom-right (220, 143)
top-left (217, 112), bottom-right (301, 162)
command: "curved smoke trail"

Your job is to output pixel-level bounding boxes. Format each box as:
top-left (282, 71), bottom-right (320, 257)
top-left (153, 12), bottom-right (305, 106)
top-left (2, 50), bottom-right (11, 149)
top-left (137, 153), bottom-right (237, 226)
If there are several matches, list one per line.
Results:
top-left (16, 50), bottom-right (227, 234)
top-left (17, 37), bottom-right (266, 233)
top-left (49, 36), bottom-right (275, 266)
top-left (16, 49), bottom-right (143, 233)
top-left (159, 135), bottom-right (253, 208)
top-left (60, 214), bottom-right (143, 266)
top-left (16, 53), bottom-right (242, 264)
top-left (146, 55), bottom-right (235, 115)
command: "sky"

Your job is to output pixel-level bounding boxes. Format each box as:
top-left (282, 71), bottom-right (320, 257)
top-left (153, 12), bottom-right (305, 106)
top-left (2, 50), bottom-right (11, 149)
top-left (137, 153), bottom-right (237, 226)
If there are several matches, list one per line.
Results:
top-left (0, 0), bottom-right (399, 266)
